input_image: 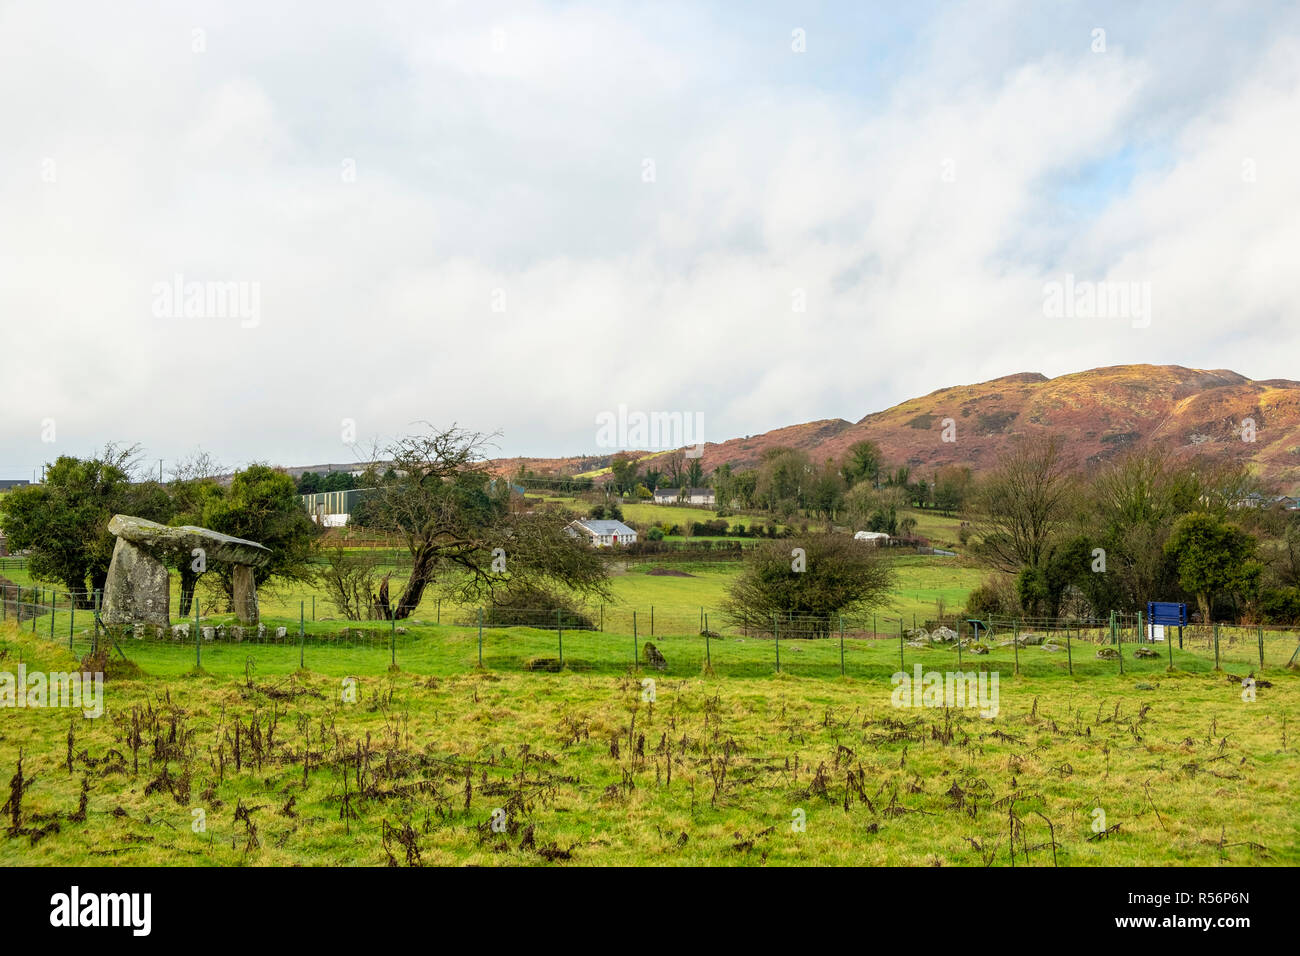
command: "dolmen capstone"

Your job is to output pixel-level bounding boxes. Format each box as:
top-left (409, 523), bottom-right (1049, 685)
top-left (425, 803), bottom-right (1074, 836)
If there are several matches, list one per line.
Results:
top-left (102, 514), bottom-right (272, 629)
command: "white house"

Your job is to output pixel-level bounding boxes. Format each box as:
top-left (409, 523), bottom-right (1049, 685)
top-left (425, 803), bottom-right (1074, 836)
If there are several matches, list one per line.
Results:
top-left (652, 487), bottom-right (715, 506)
top-left (566, 518), bottom-right (638, 547)
top-left (854, 530), bottom-right (891, 545)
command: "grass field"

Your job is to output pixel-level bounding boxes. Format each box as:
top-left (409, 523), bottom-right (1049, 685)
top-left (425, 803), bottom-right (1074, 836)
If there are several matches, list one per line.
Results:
top-left (3, 551), bottom-right (984, 636)
top-left (0, 621), bottom-right (1295, 866)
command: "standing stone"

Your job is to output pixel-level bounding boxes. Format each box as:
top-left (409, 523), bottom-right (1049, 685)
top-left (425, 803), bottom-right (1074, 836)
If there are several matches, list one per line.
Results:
top-left (232, 565), bottom-right (258, 625)
top-left (102, 538), bottom-right (170, 629)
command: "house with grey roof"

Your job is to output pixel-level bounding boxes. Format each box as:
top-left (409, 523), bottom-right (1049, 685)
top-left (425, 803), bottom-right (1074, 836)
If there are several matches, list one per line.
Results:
top-left (566, 518), bottom-right (638, 547)
top-left (652, 487), bottom-right (715, 506)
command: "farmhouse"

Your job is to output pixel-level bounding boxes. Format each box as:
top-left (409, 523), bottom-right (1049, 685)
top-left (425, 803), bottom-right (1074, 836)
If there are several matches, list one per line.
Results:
top-left (653, 487), bottom-right (715, 506)
top-left (566, 518), bottom-right (638, 547)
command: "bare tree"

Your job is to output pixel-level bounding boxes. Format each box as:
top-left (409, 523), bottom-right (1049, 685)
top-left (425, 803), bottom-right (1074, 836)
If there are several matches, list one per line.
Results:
top-left (970, 434), bottom-right (1075, 573)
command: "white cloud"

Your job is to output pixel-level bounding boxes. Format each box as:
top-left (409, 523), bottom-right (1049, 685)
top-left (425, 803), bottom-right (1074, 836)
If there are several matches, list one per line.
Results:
top-left (1, 1), bottom-right (1298, 475)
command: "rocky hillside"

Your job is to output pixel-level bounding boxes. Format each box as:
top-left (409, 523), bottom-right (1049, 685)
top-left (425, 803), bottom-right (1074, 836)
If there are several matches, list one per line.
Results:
top-left (497, 365), bottom-right (1300, 491)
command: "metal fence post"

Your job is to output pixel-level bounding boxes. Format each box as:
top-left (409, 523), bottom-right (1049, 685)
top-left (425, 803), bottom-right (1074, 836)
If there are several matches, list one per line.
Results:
top-left (633, 610), bottom-right (638, 668)
top-left (1066, 625), bottom-right (1073, 675)
top-left (1012, 620), bottom-right (1020, 675)
top-left (705, 613), bottom-right (712, 670)
top-left (69, 595), bottom-right (75, 651)
top-left (839, 615), bottom-right (845, 676)
top-left (1258, 626), bottom-right (1265, 669)
top-left (194, 589), bottom-right (201, 669)
top-left (557, 608), bottom-right (563, 667)
top-left (774, 614), bottom-right (780, 673)
top-left (898, 619), bottom-right (904, 673)
top-left (478, 607), bottom-right (484, 667)
top-left (1214, 623), bottom-right (1221, 670)
top-left (299, 600), bottom-right (305, 669)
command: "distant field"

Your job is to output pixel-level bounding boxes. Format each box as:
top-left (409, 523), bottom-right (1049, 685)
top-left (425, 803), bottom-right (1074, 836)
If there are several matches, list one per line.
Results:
top-left (532, 496), bottom-right (965, 549)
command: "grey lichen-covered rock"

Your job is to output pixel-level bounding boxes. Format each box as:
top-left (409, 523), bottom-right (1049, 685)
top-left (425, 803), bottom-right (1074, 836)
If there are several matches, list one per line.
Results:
top-left (275, 626), bottom-right (288, 639)
top-left (1135, 681), bottom-right (1157, 690)
top-left (202, 627), bottom-right (216, 642)
top-left (1042, 642), bottom-right (1066, 652)
top-left (1096, 647), bottom-right (1120, 660)
top-left (905, 627), bottom-right (929, 641)
top-left (931, 626), bottom-right (958, 644)
top-left (106, 514), bottom-right (271, 568)
top-left (256, 623), bottom-right (267, 640)
top-left (232, 565), bottom-right (259, 625)
top-left (171, 623), bottom-right (190, 641)
top-left (1133, 646), bottom-right (1160, 658)
top-left (102, 513), bottom-right (271, 629)
top-left (1018, 632), bottom-right (1046, 646)
top-left (101, 538), bottom-right (170, 629)
top-left (967, 642), bottom-right (990, 655)
top-left (230, 626), bottom-right (246, 642)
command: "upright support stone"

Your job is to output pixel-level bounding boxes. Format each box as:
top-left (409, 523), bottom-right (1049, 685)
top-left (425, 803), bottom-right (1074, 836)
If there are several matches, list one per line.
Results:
top-left (101, 538), bottom-right (170, 629)
top-left (232, 565), bottom-right (259, 625)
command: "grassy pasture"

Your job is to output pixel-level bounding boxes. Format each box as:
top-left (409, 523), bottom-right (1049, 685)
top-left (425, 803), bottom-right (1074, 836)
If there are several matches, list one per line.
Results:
top-left (0, 622), bottom-right (1295, 867)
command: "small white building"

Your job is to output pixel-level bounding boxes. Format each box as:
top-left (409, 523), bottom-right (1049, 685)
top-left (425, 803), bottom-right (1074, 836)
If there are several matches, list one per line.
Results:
top-left (566, 519), bottom-right (638, 547)
top-left (854, 530), bottom-right (891, 545)
top-left (653, 487), bottom-right (715, 506)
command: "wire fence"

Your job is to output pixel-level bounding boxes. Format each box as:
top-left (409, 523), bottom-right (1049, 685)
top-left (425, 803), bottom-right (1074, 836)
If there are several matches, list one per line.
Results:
top-left (4, 580), bottom-right (1298, 680)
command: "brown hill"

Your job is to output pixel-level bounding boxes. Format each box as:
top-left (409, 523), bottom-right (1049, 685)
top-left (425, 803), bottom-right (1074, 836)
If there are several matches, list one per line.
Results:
top-left (494, 365), bottom-right (1300, 491)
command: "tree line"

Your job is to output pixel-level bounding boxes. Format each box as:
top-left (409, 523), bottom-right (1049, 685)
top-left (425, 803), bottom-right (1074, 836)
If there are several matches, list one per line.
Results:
top-left (965, 436), bottom-right (1300, 625)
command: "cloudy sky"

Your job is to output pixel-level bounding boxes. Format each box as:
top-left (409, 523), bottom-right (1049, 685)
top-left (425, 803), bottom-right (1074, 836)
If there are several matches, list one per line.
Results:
top-left (3, 0), bottom-right (1299, 477)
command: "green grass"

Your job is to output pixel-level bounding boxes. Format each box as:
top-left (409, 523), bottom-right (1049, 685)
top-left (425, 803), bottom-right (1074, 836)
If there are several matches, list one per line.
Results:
top-left (0, 621), bottom-right (1295, 866)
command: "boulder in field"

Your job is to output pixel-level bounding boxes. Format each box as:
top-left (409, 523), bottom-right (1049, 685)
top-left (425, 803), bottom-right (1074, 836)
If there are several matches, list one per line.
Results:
top-left (643, 642), bottom-right (667, 671)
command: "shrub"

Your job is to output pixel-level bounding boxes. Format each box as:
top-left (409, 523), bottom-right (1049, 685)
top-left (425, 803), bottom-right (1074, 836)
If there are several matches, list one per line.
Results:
top-left (1260, 587), bottom-right (1300, 625)
top-left (483, 582), bottom-right (594, 629)
top-left (962, 575), bottom-right (1019, 621)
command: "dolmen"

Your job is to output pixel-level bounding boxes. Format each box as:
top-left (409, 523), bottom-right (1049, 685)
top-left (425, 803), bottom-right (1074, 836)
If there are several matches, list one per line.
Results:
top-left (101, 514), bottom-right (272, 630)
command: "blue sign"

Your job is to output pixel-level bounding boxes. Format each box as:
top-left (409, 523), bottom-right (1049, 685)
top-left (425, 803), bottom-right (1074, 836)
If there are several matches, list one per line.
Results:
top-left (1146, 602), bottom-right (1188, 626)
